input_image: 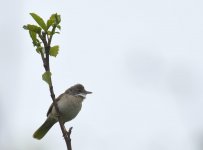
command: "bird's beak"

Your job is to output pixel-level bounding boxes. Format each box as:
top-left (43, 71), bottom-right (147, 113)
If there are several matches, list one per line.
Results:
top-left (85, 90), bottom-right (92, 94)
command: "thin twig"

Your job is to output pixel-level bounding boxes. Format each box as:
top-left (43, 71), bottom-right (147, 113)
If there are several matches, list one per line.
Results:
top-left (38, 30), bottom-right (72, 150)
top-left (67, 127), bottom-right (73, 150)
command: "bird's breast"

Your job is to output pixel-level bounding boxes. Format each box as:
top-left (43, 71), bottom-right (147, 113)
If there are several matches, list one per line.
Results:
top-left (52, 94), bottom-right (83, 122)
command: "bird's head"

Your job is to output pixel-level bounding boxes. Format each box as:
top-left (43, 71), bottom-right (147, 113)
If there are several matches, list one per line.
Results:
top-left (66, 84), bottom-right (92, 98)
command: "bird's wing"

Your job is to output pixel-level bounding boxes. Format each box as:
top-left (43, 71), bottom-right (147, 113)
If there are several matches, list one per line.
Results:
top-left (46, 93), bottom-right (64, 116)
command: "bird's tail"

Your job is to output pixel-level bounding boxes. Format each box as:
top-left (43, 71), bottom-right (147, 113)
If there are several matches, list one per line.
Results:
top-left (33, 117), bottom-right (56, 140)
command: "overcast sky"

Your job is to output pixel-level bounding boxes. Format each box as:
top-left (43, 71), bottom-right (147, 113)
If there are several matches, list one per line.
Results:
top-left (1, 0), bottom-right (203, 150)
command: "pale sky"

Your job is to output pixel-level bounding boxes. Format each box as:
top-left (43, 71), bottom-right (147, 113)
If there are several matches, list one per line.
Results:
top-left (1, 0), bottom-right (203, 150)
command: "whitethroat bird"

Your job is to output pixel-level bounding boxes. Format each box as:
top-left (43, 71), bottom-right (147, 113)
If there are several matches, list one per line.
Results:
top-left (33, 84), bottom-right (92, 139)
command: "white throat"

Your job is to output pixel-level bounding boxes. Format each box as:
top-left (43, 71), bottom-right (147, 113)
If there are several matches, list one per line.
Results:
top-left (76, 93), bottom-right (86, 98)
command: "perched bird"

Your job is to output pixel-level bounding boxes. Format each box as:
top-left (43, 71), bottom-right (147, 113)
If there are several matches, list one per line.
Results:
top-left (33, 84), bottom-right (92, 140)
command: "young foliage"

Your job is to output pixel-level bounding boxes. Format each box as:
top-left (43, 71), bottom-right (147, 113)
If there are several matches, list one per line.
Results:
top-left (50, 45), bottom-right (59, 57)
top-left (29, 31), bottom-right (37, 42)
top-left (30, 13), bottom-right (47, 31)
top-left (42, 71), bottom-right (52, 86)
top-left (23, 13), bottom-right (62, 85)
top-left (23, 24), bottom-right (41, 33)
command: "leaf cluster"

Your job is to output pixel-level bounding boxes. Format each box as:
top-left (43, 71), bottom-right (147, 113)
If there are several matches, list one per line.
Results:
top-left (23, 13), bottom-right (61, 85)
top-left (23, 13), bottom-right (61, 57)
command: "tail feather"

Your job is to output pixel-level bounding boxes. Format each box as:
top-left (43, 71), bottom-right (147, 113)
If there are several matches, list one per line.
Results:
top-left (33, 117), bottom-right (56, 140)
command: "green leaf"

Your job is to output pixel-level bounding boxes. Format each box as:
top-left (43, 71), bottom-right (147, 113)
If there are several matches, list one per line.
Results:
top-left (49, 45), bottom-right (59, 57)
top-left (36, 46), bottom-right (43, 53)
top-left (46, 13), bottom-right (61, 30)
top-left (32, 40), bottom-right (41, 47)
top-left (47, 18), bottom-right (55, 30)
top-left (55, 14), bottom-right (61, 24)
top-left (47, 31), bottom-right (60, 35)
top-left (47, 31), bottom-right (52, 35)
top-left (30, 13), bottom-right (47, 31)
top-left (50, 14), bottom-right (56, 21)
top-left (56, 25), bottom-right (61, 30)
top-left (29, 31), bottom-right (37, 42)
top-left (42, 71), bottom-right (52, 86)
top-left (23, 24), bottom-right (41, 33)
top-left (47, 14), bottom-right (55, 29)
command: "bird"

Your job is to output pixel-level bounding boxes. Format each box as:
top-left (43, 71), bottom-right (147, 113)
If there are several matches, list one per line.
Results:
top-left (33, 84), bottom-right (92, 140)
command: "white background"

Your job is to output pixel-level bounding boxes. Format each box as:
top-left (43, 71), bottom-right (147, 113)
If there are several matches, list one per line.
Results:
top-left (0, 0), bottom-right (203, 149)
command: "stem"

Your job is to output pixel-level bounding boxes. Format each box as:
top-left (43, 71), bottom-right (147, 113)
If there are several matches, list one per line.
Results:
top-left (38, 30), bottom-right (72, 150)
top-left (47, 25), bottom-right (56, 46)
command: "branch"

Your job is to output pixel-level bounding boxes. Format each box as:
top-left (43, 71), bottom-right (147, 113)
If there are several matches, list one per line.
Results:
top-left (38, 30), bottom-right (72, 150)
top-left (24, 13), bottom-right (71, 149)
